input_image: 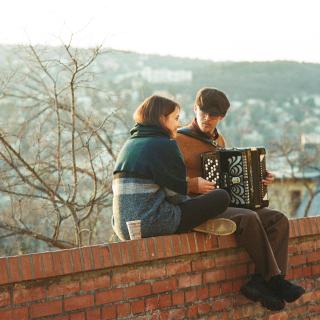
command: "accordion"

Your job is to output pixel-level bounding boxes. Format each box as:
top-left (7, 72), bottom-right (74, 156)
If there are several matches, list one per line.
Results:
top-left (201, 147), bottom-right (269, 209)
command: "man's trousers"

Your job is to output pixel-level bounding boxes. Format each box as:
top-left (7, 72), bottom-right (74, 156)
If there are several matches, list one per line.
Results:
top-left (216, 206), bottom-right (289, 281)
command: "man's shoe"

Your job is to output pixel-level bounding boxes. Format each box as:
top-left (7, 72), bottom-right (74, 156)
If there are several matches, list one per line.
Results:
top-left (241, 274), bottom-right (285, 311)
top-left (193, 218), bottom-right (237, 236)
top-left (268, 275), bottom-right (305, 303)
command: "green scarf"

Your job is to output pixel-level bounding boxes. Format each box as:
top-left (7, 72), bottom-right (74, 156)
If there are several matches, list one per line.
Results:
top-left (114, 124), bottom-right (187, 194)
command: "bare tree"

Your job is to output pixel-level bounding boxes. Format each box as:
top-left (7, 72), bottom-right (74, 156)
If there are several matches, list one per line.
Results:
top-left (269, 134), bottom-right (320, 217)
top-left (0, 41), bottom-right (128, 253)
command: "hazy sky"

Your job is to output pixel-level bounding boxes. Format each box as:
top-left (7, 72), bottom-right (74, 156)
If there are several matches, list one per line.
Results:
top-left (2, 0), bottom-right (320, 62)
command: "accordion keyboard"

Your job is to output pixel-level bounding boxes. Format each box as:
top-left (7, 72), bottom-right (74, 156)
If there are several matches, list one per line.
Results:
top-left (204, 158), bottom-right (220, 188)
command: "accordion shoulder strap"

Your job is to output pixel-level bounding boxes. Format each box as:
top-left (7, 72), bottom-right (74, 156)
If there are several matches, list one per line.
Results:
top-left (178, 127), bottom-right (218, 147)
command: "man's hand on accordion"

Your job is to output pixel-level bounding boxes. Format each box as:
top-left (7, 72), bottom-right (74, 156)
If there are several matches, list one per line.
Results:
top-left (262, 170), bottom-right (275, 186)
top-left (188, 177), bottom-right (216, 194)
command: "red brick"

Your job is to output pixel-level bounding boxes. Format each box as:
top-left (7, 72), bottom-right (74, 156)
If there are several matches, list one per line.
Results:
top-left (154, 236), bottom-right (167, 259)
top-left (307, 251), bottom-right (320, 263)
top-left (162, 235), bottom-right (174, 257)
top-left (71, 249), bottom-right (83, 273)
top-left (0, 289), bottom-right (10, 307)
top-left (197, 286), bottom-right (209, 300)
top-left (172, 291), bottom-right (184, 305)
top-left (131, 300), bottom-right (145, 314)
top-left (217, 235), bottom-right (237, 249)
top-left (194, 232), bottom-right (206, 252)
top-left (0, 258), bottom-right (9, 284)
top-left (125, 283), bottom-right (151, 299)
top-left (112, 268), bottom-right (140, 285)
top-left (137, 238), bottom-right (149, 261)
top-left (81, 274), bottom-right (110, 291)
top-left (186, 233), bottom-right (197, 252)
top-left (209, 284), bottom-right (220, 297)
top-left (221, 281), bottom-right (233, 294)
top-left (309, 217), bottom-right (319, 234)
top-left (8, 256), bottom-right (22, 283)
top-left (31, 253), bottom-right (43, 279)
top-left (86, 308), bottom-right (101, 320)
top-left (145, 296), bottom-right (159, 311)
top-left (300, 218), bottom-right (311, 236)
top-left (166, 308), bottom-right (185, 320)
top-left (152, 278), bottom-right (177, 293)
top-left (166, 260), bottom-right (191, 276)
top-left (293, 266), bottom-right (312, 278)
top-left (101, 305), bottom-right (117, 320)
top-left (289, 254), bottom-right (307, 266)
top-left (187, 305), bottom-right (198, 318)
top-left (41, 252), bottom-right (55, 277)
top-left (19, 255), bottom-right (33, 281)
top-left (13, 285), bottom-right (46, 304)
top-left (312, 264), bottom-right (320, 275)
top-left (297, 240), bottom-right (316, 253)
top-left (213, 297), bottom-right (232, 311)
top-left (69, 312), bottom-right (85, 320)
top-left (288, 244), bottom-right (297, 254)
top-left (158, 293), bottom-right (172, 308)
top-left (116, 242), bottom-right (131, 265)
top-left (178, 273), bottom-right (202, 288)
top-left (268, 311), bottom-right (288, 320)
top-left (192, 257), bottom-right (215, 271)
top-left (170, 234), bottom-right (182, 255)
top-left (117, 302), bottom-right (131, 317)
top-left (140, 265), bottom-right (166, 281)
top-left (219, 312), bottom-right (233, 320)
top-left (289, 219), bottom-right (300, 238)
top-left (64, 294), bottom-right (94, 311)
top-left (198, 302), bottom-right (211, 315)
top-left (204, 269), bottom-right (226, 283)
top-left (48, 281), bottom-right (80, 297)
top-left (51, 251), bottom-right (65, 275)
top-left (80, 247), bottom-right (94, 271)
top-left (48, 316), bottom-right (69, 320)
top-left (204, 234), bottom-right (219, 251)
top-left (91, 245), bottom-right (112, 269)
top-left (0, 307), bottom-right (28, 320)
top-left (299, 291), bottom-right (314, 303)
top-left (96, 288), bottom-right (124, 304)
top-left (30, 300), bottom-right (62, 318)
top-left (185, 288), bottom-right (197, 303)
top-left (110, 243), bottom-right (123, 266)
top-left (60, 250), bottom-right (74, 274)
top-left (225, 264), bottom-right (248, 279)
top-left (179, 234), bottom-right (191, 255)
top-left (144, 237), bottom-right (157, 260)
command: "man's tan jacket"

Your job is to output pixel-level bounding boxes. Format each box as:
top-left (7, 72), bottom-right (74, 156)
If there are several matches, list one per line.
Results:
top-left (176, 129), bottom-right (226, 195)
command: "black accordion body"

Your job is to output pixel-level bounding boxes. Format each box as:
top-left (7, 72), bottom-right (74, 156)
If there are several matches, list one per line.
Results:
top-left (201, 147), bottom-right (269, 209)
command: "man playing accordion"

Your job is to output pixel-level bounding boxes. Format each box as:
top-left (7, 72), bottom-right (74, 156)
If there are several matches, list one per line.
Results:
top-left (176, 87), bottom-right (305, 311)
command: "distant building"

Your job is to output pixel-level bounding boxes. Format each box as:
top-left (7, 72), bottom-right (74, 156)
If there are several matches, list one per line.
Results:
top-left (140, 67), bottom-right (192, 83)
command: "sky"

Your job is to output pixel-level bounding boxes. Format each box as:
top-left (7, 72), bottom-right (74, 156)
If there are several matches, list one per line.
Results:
top-left (1, 0), bottom-right (320, 62)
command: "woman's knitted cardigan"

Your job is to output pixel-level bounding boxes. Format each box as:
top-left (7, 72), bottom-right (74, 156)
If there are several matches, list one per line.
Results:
top-left (112, 124), bottom-right (188, 240)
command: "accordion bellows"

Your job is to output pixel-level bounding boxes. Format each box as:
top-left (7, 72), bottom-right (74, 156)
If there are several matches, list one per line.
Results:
top-left (201, 147), bottom-right (269, 209)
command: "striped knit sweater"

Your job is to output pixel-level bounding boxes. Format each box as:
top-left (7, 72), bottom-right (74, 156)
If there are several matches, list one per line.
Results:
top-left (112, 124), bottom-right (189, 240)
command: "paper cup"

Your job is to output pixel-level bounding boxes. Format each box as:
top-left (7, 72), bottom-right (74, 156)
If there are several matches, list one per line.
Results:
top-left (126, 220), bottom-right (142, 240)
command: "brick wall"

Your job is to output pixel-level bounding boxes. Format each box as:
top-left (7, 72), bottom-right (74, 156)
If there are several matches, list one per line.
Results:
top-left (0, 217), bottom-right (319, 320)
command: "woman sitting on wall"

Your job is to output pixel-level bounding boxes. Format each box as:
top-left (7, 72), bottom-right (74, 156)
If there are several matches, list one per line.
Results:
top-left (112, 95), bottom-right (231, 240)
